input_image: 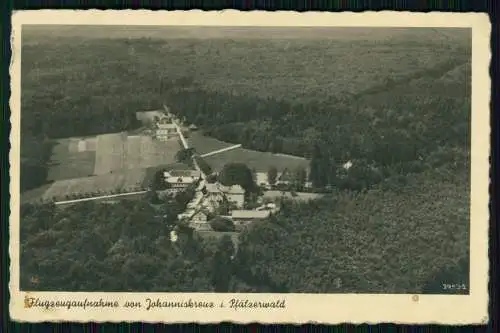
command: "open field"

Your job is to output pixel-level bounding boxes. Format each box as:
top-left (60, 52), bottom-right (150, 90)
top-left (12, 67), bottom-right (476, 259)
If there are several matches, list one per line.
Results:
top-left (203, 146), bottom-right (310, 173)
top-left (187, 131), bottom-right (309, 173)
top-left (47, 137), bottom-right (97, 181)
top-left (23, 132), bottom-right (183, 202)
top-left (187, 132), bottom-right (235, 155)
top-left (40, 169), bottom-right (148, 202)
top-left (46, 132), bottom-right (182, 181)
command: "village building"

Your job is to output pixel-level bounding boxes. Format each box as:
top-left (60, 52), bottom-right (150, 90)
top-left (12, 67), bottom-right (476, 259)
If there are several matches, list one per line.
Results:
top-left (256, 203), bottom-right (278, 212)
top-left (164, 170), bottom-right (201, 192)
top-left (230, 210), bottom-right (271, 228)
top-left (276, 169), bottom-right (294, 185)
top-left (255, 172), bottom-right (271, 189)
top-left (191, 210), bottom-right (209, 224)
top-left (274, 168), bottom-right (311, 188)
top-left (155, 117), bottom-right (178, 141)
top-left (224, 184), bottom-right (245, 208)
top-left (203, 183), bottom-right (245, 209)
top-left (177, 208), bottom-right (211, 231)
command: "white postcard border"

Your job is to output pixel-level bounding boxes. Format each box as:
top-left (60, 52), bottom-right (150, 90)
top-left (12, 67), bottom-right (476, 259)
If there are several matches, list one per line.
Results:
top-left (9, 10), bottom-right (491, 324)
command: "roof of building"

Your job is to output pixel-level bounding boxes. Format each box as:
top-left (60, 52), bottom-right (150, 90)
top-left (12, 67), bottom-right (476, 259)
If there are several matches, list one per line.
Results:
top-left (205, 183), bottom-right (221, 193)
top-left (165, 176), bottom-right (197, 184)
top-left (231, 210), bottom-right (271, 219)
top-left (157, 123), bottom-right (176, 129)
top-left (205, 183), bottom-right (245, 194)
top-left (166, 170), bottom-right (201, 177)
top-left (226, 185), bottom-right (245, 194)
top-left (255, 172), bottom-right (269, 185)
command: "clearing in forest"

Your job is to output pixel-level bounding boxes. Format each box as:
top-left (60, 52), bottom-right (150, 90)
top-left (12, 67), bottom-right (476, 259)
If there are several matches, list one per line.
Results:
top-left (47, 137), bottom-right (97, 181)
top-left (47, 132), bottom-right (182, 182)
top-left (187, 132), bottom-right (235, 155)
top-left (203, 146), bottom-right (310, 173)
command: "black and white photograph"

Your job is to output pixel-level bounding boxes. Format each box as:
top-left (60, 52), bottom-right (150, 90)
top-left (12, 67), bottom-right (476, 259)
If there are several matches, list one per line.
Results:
top-left (9, 10), bottom-right (490, 324)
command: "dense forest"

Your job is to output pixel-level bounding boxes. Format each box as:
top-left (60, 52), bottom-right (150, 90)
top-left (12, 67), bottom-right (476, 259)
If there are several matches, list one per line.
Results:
top-left (20, 200), bottom-right (217, 291)
top-left (20, 165), bottom-right (469, 293)
top-left (20, 187), bottom-right (214, 291)
top-left (21, 38), bottom-right (164, 191)
top-left (162, 58), bottom-right (470, 191)
top-left (20, 33), bottom-right (470, 194)
top-left (20, 30), bottom-right (471, 293)
top-left (235, 166), bottom-right (469, 293)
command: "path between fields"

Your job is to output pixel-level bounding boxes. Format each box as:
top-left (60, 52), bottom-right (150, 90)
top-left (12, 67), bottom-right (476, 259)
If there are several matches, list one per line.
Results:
top-left (200, 144), bottom-right (242, 158)
top-left (55, 190), bottom-right (147, 205)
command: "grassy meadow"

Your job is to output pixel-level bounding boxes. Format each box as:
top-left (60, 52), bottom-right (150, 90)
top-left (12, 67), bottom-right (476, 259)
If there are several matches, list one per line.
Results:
top-left (186, 132), bottom-right (235, 155)
top-left (203, 147), bottom-right (310, 173)
top-left (22, 131), bottom-right (182, 202)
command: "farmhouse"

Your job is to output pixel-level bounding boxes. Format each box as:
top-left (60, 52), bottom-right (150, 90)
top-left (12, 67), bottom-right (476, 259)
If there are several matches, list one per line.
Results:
top-left (203, 183), bottom-right (245, 209)
top-left (164, 170), bottom-right (201, 191)
top-left (231, 210), bottom-right (271, 228)
top-left (155, 117), bottom-right (178, 141)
